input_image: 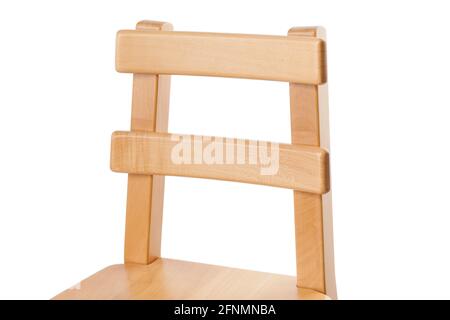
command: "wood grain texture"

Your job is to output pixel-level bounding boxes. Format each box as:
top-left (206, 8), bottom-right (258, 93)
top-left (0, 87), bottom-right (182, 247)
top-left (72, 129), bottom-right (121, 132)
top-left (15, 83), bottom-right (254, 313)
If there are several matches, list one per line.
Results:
top-left (111, 131), bottom-right (330, 194)
top-left (116, 30), bottom-right (326, 84)
top-left (55, 23), bottom-right (337, 300)
top-left (288, 27), bottom-right (337, 299)
top-left (124, 20), bottom-right (172, 265)
top-left (53, 259), bottom-right (330, 300)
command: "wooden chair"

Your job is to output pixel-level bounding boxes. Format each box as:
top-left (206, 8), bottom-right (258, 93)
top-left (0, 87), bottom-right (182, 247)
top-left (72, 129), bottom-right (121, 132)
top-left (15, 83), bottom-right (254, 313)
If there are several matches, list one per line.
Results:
top-left (54, 21), bottom-right (336, 300)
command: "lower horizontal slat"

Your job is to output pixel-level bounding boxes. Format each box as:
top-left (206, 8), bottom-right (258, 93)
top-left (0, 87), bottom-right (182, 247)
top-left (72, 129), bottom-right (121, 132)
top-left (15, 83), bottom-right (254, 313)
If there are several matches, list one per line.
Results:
top-left (110, 131), bottom-right (329, 194)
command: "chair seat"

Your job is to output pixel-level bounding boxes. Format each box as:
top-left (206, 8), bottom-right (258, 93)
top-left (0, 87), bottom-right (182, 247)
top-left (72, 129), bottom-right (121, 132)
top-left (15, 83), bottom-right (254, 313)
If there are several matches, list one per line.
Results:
top-left (53, 258), bottom-right (329, 300)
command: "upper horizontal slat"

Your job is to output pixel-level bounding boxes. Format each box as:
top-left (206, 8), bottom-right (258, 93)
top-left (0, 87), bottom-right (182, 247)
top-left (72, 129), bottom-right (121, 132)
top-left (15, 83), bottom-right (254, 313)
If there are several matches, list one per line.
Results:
top-left (110, 131), bottom-right (330, 194)
top-left (116, 30), bottom-right (326, 84)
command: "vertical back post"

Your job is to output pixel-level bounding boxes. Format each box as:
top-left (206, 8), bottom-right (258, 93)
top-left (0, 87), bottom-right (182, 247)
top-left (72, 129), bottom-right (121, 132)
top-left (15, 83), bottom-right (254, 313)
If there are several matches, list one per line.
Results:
top-left (124, 21), bottom-right (172, 264)
top-left (288, 27), bottom-right (337, 299)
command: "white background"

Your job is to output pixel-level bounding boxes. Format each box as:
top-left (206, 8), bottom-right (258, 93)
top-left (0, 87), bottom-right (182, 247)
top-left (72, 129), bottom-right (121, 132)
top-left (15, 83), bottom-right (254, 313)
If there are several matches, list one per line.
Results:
top-left (1, 0), bottom-right (449, 300)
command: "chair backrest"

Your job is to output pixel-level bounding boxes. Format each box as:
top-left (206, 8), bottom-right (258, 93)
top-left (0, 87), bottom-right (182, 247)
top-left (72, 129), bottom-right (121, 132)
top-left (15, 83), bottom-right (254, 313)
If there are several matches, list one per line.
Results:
top-left (111, 21), bottom-right (336, 299)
